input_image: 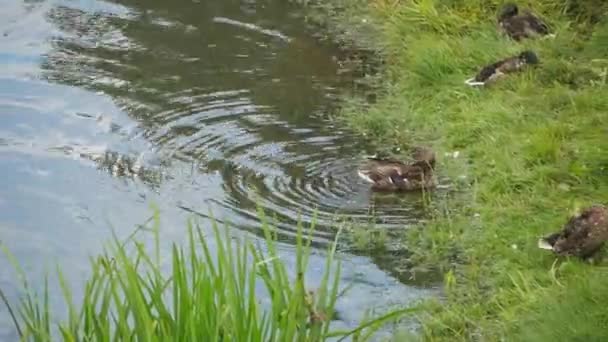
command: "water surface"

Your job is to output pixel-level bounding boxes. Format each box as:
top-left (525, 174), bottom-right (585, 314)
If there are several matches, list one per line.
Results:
top-left (0, 0), bottom-right (436, 338)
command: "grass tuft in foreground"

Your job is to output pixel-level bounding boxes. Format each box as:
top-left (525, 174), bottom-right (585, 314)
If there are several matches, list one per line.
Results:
top-left (1, 209), bottom-right (416, 341)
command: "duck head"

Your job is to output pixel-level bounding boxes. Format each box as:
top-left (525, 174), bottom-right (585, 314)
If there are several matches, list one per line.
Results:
top-left (499, 3), bottom-right (519, 21)
top-left (519, 50), bottom-right (539, 65)
top-left (411, 146), bottom-right (436, 170)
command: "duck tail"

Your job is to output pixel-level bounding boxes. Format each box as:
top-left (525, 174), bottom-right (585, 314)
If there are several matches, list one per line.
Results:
top-left (465, 78), bottom-right (485, 87)
top-left (357, 170), bottom-right (374, 184)
top-left (537, 238), bottom-right (554, 250)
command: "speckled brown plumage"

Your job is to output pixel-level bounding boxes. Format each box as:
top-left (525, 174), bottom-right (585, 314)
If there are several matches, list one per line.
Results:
top-left (539, 205), bottom-right (608, 259)
top-left (467, 50), bottom-right (539, 86)
top-left (498, 3), bottom-right (550, 41)
top-left (357, 147), bottom-right (436, 192)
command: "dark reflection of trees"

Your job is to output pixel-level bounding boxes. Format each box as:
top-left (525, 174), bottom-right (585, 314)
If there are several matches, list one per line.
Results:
top-left (38, 0), bottom-right (433, 281)
top-left (40, 0), bottom-right (366, 172)
top-left (39, 0), bottom-right (360, 221)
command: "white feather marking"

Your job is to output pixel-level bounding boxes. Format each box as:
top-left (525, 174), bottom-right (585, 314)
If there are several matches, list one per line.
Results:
top-left (537, 238), bottom-right (554, 250)
top-left (357, 170), bottom-right (374, 183)
top-left (465, 78), bottom-right (485, 87)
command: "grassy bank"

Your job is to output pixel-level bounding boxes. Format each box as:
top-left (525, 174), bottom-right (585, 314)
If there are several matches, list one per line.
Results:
top-left (304, 0), bottom-right (608, 340)
top-left (1, 212), bottom-right (413, 341)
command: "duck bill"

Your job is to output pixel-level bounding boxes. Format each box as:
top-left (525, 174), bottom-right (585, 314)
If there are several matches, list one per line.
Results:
top-left (537, 238), bottom-right (554, 251)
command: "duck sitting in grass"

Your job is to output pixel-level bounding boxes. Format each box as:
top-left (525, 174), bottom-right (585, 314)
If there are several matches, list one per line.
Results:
top-left (498, 3), bottom-right (551, 41)
top-left (538, 205), bottom-right (608, 259)
top-left (465, 50), bottom-right (539, 86)
top-left (357, 147), bottom-right (436, 192)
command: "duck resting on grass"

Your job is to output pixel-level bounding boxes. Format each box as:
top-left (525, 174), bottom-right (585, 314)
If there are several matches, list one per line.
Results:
top-left (538, 205), bottom-right (608, 259)
top-left (357, 147), bottom-right (436, 192)
top-left (498, 3), bottom-right (552, 41)
top-left (465, 50), bottom-right (539, 87)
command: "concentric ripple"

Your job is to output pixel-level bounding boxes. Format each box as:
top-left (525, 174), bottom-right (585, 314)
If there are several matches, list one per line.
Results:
top-left (32, 0), bottom-right (431, 245)
top-left (16, 0), bottom-right (436, 244)
top-left (0, 1), bottom-right (441, 338)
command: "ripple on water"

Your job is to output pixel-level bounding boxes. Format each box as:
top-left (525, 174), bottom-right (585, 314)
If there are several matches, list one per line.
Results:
top-left (2, 0), bottom-right (434, 245)
top-left (0, 1), bottom-right (441, 337)
top-left (108, 69), bottom-right (429, 242)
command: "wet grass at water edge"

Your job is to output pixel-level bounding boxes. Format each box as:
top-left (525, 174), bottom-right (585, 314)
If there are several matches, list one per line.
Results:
top-left (299, 0), bottom-right (608, 340)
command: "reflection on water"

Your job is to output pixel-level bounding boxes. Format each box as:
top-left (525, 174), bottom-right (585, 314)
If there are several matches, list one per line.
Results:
top-left (39, 0), bottom-right (429, 239)
top-left (0, 0), bottom-right (438, 338)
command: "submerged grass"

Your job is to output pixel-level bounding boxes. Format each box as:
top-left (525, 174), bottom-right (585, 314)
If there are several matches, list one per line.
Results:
top-left (1, 209), bottom-right (416, 341)
top-left (302, 0), bottom-right (608, 340)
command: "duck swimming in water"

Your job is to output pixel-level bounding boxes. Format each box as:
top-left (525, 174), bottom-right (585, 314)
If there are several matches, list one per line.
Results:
top-left (465, 50), bottom-right (539, 86)
top-left (357, 147), bottom-right (436, 192)
top-left (538, 205), bottom-right (608, 259)
top-left (498, 3), bottom-right (551, 41)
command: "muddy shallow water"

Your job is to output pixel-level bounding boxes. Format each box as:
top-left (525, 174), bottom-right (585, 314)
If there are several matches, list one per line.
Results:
top-left (0, 0), bottom-right (437, 338)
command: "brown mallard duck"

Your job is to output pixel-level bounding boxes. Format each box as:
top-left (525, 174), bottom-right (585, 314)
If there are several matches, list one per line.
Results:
top-left (498, 3), bottom-right (551, 41)
top-left (357, 147), bottom-right (436, 192)
top-left (465, 50), bottom-right (539, 86)
top-left (538, 205), bottom-right (608, 259)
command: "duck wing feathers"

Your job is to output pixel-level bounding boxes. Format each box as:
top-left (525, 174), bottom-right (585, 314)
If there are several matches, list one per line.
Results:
top-left (359, 159), bottom-right (429, 187)
top-left (552, 206), bottom-right (608, 257)
top-left (472, 57), bottom-right (520, 84)
top-left (358, 159), bottom-right (406, 183)
top-left (500, 12), bottom-right (549, 40)
top-left (520, 10), bottom-right (550, 35)
top-left (479, 58), bottom-right (516, 82)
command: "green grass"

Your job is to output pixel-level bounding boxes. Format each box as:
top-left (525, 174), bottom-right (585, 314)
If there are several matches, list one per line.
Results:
top-left (301, 0), bottom-right (608, 340)
top-left (4, 1), bottom-right (607, 340)
top-left (1, 209), bottom-right (417, 341)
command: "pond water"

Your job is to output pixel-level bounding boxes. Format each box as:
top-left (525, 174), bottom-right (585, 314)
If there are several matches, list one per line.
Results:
top-left (0, 0), bottom-right (437, 338)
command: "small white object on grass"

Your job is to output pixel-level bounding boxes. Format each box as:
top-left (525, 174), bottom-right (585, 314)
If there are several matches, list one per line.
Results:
top-left (444, 151), bottom-right (460, 158)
